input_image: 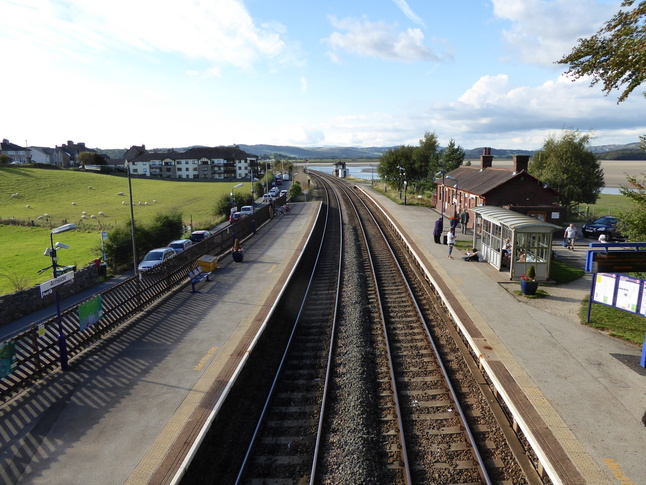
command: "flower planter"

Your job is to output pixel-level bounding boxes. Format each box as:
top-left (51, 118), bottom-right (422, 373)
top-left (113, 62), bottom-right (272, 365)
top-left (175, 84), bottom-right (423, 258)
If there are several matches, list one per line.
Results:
top-left (232, 250), bottom-right (244, 262)
top-left (520, 280), bottom-right (539, 295)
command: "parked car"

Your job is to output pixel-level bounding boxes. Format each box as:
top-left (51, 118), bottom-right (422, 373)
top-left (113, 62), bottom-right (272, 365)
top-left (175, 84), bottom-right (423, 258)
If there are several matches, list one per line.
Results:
top-left (230, 211), bottom-right (246, 223)
top-left (279, 189), bottom-right (288, 197)
top-left (262, 194), bottom-right (273, 202)
top-left (240, 205), bottom-right (253, 216)
top-left (138, 247), bottom-right (175, 272)
top-left (189, 230), bottom-right (212, 243)
top-left (582, 216), bottom-right (624, 241)
top-left (168, 239), bottom-right (193, 253)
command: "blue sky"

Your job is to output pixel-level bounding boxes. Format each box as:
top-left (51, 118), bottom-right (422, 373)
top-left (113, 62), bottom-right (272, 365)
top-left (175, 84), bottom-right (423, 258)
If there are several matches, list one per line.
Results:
top-left (2, 0), bottom-right (644, 150)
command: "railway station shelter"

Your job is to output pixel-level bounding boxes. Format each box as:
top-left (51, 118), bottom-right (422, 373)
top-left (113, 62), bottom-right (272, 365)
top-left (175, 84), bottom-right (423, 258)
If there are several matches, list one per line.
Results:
top-left (470, 206), bottom-right (561, 281)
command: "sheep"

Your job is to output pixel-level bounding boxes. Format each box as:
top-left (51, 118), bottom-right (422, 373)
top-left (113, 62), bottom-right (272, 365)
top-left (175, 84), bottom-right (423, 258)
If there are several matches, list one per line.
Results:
top-left (25, 204), bottom-right (30, 208)
top-left (117, 192), bottom-right (124, 196)
top-left (122, 201), bottom-right (126, 205)
top-left (98, 211), bottom-right (105, 216)
top-left (37, 216), bottom-right (43, 220)
top-left (71, 202), bottom-right (76, 206)
top-left (82, 211), bottom-right (87, 215)
top-left (153, 200), bottom-right (157, 203)
top-left (44, 213), bottom-right (50, 217)
top-left (90, 215), bottom-right (97, 219)
top-left (11, 193), bottom-right (19, 198)
top-left (88, 186), bottom-right (92, 189)
top-left (144, 201), bottom-right (148, 205)
top-left (138, 202), bottom-right (142, 205)
top-left (81, 215), bottom-right (87, 219)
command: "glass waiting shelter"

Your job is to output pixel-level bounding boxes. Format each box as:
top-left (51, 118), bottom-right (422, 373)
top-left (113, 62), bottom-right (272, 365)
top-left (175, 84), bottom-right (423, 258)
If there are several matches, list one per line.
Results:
top-left (470, 206), bottom-right (561, 281)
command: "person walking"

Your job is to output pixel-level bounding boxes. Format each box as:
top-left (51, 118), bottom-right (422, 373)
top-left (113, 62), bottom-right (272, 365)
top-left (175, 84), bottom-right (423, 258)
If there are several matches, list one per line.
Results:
top-left (564, 223), bottom-right (578, 251)
top-left (447, 227), bottom-right (456, 259)
top-left (433, 216), bottom-right (443, 244)
top-left (459, 209), bottom-right (469, 234)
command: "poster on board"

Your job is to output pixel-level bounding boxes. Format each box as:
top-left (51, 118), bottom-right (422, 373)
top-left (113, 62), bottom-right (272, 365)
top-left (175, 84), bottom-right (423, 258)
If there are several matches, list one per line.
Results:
top-left (615, 276), bottom-right (641, 313)
top-left (641, 281), bottom-right (646, 317)
top-left (593, 273), bottom-right (617, 305)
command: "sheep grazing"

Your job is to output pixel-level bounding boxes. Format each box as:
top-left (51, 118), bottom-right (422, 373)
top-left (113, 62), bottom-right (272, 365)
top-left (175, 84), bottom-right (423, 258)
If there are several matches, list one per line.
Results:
top-left (37, 216), bottom-right (43, 220)
top-left (71, 202), bottom-right (76, 206)
top-left (122, 201), bottom-right (126, 205)
top-left (81, 215), bottom-right (87, 219)
top-left (90, 215), bottom-right (97, 219)
top-left (82, 211), bottom-right (87, 215)
top-left (153, 200), bottom-right (157, 203)
top-left (144, 201), bottom-right (149, 205)
top-left (88, 186), bottom-right (92, 189)
top-left (117, 192), bottom-right (124, 196)
top-left (26, 204), bottom-right (30, 208)
top-left (44, 213), bottom-right (50, 217)
top-left (98, 211), bottom-right (105, 216)
top-left (11, 193), bottom-right (19, 198)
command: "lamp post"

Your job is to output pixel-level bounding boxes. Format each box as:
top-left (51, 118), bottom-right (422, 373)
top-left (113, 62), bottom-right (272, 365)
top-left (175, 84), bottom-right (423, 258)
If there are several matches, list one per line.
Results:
top-left (47, 223), bottom-right (77, 371)
top-left (445, 175), bottom-right (458, 218)
top-left (250, 166), bottom-right (256, 233)
top-left (397, 166), bottom-right (405, 199)
top-left (126, 160), bottom-right (138, 275)
top-left (231, 183), bottom-right (244, 240)
top-left (404, 180), bottom-right (408, 206)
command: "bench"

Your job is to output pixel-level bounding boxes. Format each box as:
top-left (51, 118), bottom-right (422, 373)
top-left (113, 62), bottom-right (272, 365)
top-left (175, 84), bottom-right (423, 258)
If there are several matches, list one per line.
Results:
top-left (188, 266), bottom-right (211, 292)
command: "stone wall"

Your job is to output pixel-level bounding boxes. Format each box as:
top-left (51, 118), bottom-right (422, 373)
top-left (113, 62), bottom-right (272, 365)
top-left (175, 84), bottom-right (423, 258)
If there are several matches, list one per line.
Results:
top-left (0, 265), bottom-right (100, 328)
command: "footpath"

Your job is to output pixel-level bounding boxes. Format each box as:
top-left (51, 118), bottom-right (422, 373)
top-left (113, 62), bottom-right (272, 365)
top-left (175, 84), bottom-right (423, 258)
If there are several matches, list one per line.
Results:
top-left (364, 182), bottom-right (645, 485)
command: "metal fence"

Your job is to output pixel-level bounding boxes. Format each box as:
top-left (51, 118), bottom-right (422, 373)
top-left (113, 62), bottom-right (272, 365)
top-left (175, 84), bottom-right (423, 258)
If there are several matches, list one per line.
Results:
top-left (0, 206), bottom-right (272, 403)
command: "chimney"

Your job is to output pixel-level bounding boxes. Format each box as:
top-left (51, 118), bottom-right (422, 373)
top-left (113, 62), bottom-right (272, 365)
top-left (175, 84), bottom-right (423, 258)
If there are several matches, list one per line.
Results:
top-left (513, 155), bottom-right (529, 173)
top-left (480, 147), bottom-right (493, 170)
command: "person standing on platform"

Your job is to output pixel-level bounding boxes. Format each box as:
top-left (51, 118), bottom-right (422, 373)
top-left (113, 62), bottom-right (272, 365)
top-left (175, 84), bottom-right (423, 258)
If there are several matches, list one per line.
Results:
top-left (433, 217), bottom-right (443, 244)
top-left (459, 209), bottom-right (469, 234)
top-left (447, 227), bottom-right (456, 259)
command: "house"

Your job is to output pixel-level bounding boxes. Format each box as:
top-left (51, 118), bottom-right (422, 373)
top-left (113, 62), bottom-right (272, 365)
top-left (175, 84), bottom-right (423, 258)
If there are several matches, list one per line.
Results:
top-left (29, 146), bottom-right (57, 165)
top-left (1, 139), bottom-right (30, 163)
top-left (56, 140), bottom-right (95, 166)
top-left (434, 149), bottom-right (564, 227)
top-left (127, 145), bottom-right (258, 180)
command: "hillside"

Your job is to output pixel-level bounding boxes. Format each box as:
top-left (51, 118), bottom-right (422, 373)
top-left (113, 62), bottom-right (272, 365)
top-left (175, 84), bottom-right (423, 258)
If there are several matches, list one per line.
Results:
top-left (94, 142), bottom-right (644, 161)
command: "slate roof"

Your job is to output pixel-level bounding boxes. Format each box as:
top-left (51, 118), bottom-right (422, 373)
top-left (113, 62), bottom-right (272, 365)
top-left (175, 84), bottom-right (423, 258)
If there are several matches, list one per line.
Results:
top-left (129, 146), bottom-right (257, 162)
top-left (436, 166), bottom-right (559, 197)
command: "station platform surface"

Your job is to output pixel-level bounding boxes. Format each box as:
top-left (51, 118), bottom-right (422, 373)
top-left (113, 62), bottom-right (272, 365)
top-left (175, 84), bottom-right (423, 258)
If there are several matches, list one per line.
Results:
top-left (364, 183), bottom-right (645, 485)
top-left (0, 202), bottom-right (317, 485)
top-left (2, 182), bottom-right (645, 485)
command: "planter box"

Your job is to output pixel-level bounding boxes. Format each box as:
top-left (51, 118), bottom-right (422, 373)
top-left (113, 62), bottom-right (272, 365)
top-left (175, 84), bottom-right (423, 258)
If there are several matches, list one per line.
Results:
top-left (232, 251), bottom-right (244, 263)
top-left (520, 280), bottom-right (539, 295)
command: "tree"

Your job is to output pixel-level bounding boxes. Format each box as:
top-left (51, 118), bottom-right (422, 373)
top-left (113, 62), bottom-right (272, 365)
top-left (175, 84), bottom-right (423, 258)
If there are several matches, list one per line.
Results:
top-left (557, 0), bottom-right (646, 103)
top-left (289, 180), bottom-right (303, 199)
top-left (529, 130), bottom-right (605, 213)
top-left (438, 139), bottom-right (465, 175)
top-left (413, 131), bottom-right (441, 182)
top-left (0, 154), bottom-right (10, 165)
top-left (77, 151), bottom-right (106, 167)
top-left (619, 174), bottom-right (646, 241)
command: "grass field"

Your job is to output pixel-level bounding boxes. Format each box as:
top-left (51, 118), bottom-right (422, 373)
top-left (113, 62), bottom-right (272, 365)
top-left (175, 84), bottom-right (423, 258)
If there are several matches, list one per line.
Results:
top-left (0, 166), bottom-right (255, 294)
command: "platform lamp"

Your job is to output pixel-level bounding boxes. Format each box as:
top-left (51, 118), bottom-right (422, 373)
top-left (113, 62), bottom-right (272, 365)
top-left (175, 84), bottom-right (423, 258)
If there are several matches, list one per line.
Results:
top-left (250, 166), bottom-right (256, 233)
top-left (445, 175), bottom-right (459, 218)
top-left (45, 223), bottom-right (77, 371)
top-left (231, 183), bottom-right (244, 240)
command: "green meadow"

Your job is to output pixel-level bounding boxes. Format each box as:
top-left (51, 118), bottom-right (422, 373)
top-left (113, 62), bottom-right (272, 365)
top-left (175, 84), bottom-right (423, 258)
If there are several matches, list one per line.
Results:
top-left (0, 167), bottom-right (252, 294)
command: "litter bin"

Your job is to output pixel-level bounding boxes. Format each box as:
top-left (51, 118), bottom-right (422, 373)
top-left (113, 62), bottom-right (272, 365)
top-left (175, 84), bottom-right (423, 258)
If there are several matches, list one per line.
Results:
top-left (99, 263), bottom-right (107, 278)
top-left (442, 235), bottom-right (448, 245)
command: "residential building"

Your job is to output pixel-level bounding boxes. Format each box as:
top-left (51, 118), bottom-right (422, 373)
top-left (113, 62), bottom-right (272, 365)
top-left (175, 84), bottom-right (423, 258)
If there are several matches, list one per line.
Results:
top-left (1, 139), bottom-right (30, 163)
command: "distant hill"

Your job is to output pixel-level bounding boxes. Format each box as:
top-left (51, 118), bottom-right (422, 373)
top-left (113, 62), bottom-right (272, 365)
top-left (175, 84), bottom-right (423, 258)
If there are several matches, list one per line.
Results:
top-left (94, 142), bottom-right (644, 161)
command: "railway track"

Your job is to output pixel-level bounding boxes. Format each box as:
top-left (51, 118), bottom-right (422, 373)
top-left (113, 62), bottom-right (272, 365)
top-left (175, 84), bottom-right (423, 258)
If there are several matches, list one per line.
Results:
top-left (181, 172), bottom-right (544, 484)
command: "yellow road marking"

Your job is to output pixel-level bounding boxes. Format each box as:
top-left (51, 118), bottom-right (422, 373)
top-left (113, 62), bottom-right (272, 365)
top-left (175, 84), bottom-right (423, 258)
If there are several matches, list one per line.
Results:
top-left (194, 346), bottom-right (218, 370)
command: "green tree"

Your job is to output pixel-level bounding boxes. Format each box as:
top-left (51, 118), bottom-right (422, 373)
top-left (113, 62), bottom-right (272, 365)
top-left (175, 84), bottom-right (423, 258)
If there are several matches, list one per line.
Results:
top-left (77, 151), bottom-right (106, 167)
top-left (289, 180), bottom-right (303, 199)
top-left (529, 130), bottom-right (605, 213)
top-left (438, 139), bottom-right (465, 175)
top-left (0, 154), bottom-right (10, 165)
top-left (557, 0), bottom-right (646, 103)
top-left (413, 131), bottom-right (441, 182)
top-left (619, 174), bottom-right (646, 241)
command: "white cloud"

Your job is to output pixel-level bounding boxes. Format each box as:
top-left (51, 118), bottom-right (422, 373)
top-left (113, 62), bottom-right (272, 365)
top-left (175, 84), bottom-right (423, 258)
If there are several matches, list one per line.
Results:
top-left (324, 16), bottom-right (444, 63)
top-left (1, 0), bottom-right (291, 71)
top-left (392, 0), bottom-right (426, 27)
top-left (300, 76), bottom-right (309, 93)
top-left (491, 0), bottom-right (621, 66)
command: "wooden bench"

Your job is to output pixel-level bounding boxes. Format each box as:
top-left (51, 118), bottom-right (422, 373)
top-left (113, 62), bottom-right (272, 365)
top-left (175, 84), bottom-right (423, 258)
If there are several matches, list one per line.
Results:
top-left (188, 266), bottom-right (211, 292)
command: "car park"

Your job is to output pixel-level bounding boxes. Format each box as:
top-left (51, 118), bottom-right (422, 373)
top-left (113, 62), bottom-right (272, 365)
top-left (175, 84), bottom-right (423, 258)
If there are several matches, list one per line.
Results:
top-left (138, 247), bottom-right (175, 272)
top-left (189, 230), bottom-right (212, 243)
top-left (582, 216), bottom-right (624, 241)
top-left (168, 239), bottom-right (193, 253)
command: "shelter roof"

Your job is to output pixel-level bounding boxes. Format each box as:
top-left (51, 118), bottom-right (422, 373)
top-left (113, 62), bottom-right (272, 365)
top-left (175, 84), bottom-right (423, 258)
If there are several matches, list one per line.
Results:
top-left (470, 206), bottom-right (561, 233)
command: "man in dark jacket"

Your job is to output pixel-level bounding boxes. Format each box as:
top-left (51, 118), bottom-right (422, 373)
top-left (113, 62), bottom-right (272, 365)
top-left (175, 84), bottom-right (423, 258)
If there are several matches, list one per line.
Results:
top-left (433, 217), bottom-right (443, 244)
top-left (459, 209), bottom-right (469, 234)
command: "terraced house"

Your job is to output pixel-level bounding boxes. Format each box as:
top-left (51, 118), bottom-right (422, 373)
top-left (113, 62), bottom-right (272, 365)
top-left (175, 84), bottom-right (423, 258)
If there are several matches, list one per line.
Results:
top-left (127, 145), bottom-right (258, 180)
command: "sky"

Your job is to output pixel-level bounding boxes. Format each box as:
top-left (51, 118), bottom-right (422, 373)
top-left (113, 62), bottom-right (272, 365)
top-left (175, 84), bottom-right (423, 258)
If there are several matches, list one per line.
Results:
top-left (2, 0), bottom-right (644, 151)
